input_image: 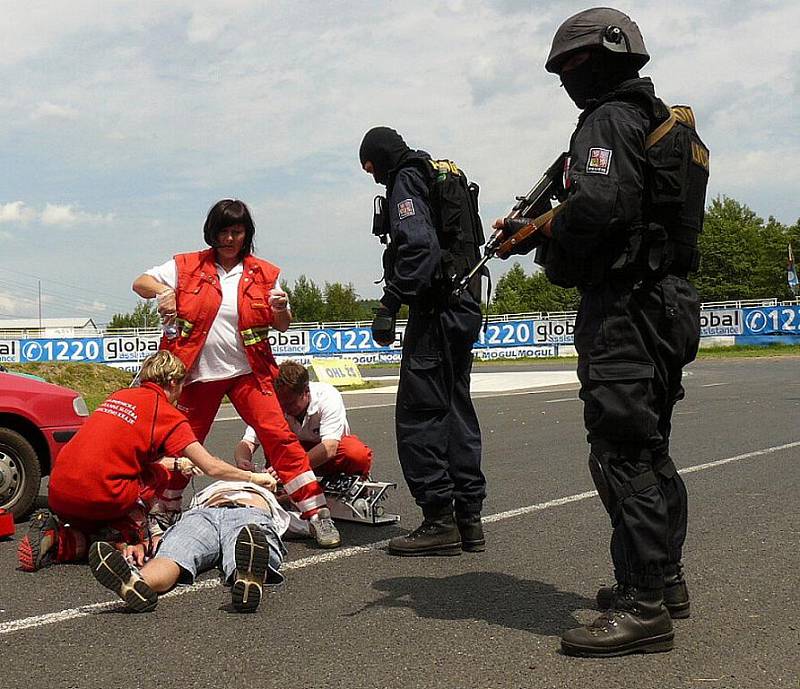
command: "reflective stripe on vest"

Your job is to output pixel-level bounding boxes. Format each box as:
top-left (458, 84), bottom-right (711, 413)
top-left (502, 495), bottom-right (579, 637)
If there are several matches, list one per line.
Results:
top-left (175, 317), bottom-right (194, 338)
top-left (240, 326), bottom-right (270, 346)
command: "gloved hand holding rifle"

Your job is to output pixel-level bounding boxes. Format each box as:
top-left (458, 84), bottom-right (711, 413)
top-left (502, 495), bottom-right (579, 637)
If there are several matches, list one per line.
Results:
top-left (454, 152), bottom-right (570, 296)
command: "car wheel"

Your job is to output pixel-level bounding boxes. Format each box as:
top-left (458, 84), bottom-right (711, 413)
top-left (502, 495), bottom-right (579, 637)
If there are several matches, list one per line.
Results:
top-left (0, 428), bottom-right (42, 519)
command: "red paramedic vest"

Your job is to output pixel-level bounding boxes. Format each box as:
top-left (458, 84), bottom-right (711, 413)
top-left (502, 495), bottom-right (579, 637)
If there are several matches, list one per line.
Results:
top-left (161, 249), bottom-right (281, 388)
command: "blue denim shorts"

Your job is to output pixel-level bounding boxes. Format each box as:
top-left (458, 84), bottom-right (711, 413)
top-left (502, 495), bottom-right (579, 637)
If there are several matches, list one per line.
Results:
top-left (156, 505), bottom-right (286, 585)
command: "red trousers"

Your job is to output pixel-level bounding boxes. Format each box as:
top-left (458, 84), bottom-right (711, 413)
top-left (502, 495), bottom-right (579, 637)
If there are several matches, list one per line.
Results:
top-left (303, 435), bottom-right (373, 477)
top-left (46, 502), bottom-right (149, 563)
top-left (175, 373), bottom-right (326, 517)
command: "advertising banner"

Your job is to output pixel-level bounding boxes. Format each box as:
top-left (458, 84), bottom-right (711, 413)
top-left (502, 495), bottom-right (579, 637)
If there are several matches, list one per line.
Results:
top-left (699, 309), bottom-right (743, 336)
top-left (5, 307), bottom-right (800, 369)
top-left (742, 306), bottom-right (800, 336)
top-left (19, 338), bottom-right (103, 363)
top-left (0, 340), bottom-right (19, 363)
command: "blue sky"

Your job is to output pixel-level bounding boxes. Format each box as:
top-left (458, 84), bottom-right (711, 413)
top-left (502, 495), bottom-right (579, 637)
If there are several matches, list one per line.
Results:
top-left (1, 0), bottom-right (798, 321)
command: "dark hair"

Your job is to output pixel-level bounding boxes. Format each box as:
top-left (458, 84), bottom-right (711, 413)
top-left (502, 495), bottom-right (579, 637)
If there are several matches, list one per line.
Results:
top-left (203, 199), bottom-right (255, 257)
top-left (274, 360), bottom-right (310, 394)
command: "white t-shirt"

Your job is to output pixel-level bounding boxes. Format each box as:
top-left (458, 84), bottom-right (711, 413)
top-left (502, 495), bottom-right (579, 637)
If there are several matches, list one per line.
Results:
top-left (243, 381), bottom-right (349, 448)
top-left (190, 480), bottom-right (290, 536)
top-left (145, 258), bottom-right (283, 385)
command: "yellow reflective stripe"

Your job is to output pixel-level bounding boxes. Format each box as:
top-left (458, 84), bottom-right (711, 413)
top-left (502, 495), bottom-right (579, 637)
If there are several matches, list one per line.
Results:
top-left (175, 318), bottom-right (193, 337)
top-left (240, 327), bottom-right (270, 345)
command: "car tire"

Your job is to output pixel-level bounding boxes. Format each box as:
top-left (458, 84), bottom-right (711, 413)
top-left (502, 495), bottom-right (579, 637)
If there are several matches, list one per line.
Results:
top-left (0, 428), bottom-right (42, 519)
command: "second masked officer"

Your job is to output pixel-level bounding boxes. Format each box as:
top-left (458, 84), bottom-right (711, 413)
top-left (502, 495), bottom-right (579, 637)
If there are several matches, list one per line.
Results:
top-left (360, 126), bottom-right (486, 556)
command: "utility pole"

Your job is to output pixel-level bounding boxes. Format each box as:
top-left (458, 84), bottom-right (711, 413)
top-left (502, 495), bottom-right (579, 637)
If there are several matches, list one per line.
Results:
top-left (38, 280), bottom-right (42, 329)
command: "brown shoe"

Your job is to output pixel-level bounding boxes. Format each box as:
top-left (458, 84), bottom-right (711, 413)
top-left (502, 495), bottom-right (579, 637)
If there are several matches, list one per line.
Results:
top-left (562, 588), bottom-right (674, 657)
top-left (456, 514), bottom-right (485, 552)
top-left (388, 513), bottom-right (461, 556)
top-left (596, 573), bottom-right (690, 619)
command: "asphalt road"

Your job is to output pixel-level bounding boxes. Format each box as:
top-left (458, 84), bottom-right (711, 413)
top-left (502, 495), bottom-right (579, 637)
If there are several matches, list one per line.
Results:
top-left (0, 358), bottom-right (798, 689)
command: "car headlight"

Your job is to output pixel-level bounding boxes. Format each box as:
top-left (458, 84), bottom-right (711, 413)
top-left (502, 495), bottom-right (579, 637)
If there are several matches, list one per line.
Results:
top-left (73, 396), bottom-right (89, 417)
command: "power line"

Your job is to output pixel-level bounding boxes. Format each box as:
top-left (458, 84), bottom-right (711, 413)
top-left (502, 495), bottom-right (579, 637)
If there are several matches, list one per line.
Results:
top-left (0, 266), bottom-right (136, 312)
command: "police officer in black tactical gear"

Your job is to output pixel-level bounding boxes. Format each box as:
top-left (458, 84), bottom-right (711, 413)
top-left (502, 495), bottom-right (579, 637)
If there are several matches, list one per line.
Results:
top-left (494, 8), bottom-right (709, 656)
top-left (360, 126), bottom-right (487, 556)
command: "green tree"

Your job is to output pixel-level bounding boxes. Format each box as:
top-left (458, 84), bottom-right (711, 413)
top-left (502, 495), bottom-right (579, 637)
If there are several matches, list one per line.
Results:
top-left (695, 196), bottom-right (763, 301)
top-left (323, 282), bottom-right (362, 322)
top-left (107, 300), bottom-right (159, 330)
top-left (490, 262), bottom-right (579, 314)
top-left (695, 196), bottom-right (799, 301)
top-left (285, 275), bottom-right (325, 322)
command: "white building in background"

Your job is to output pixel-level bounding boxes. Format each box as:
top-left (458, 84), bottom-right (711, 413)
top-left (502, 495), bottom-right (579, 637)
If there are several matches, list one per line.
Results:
top-left (0, 318), bottom-right (98, 338)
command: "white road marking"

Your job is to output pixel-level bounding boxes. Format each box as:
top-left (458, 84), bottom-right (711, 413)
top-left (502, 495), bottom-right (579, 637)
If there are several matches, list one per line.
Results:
top-left (2, 439), bottom-right (797, 636)
top-left (701, 383), bottom-right (730, 388)
top-left (215, 386), bottom-right (582, 421)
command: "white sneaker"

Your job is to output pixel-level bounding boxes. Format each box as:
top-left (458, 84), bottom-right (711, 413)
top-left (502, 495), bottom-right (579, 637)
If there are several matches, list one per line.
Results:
top-left (309, 508), bottom-right (341, 549)
top-left (88, 541), bottom-right (157, 612)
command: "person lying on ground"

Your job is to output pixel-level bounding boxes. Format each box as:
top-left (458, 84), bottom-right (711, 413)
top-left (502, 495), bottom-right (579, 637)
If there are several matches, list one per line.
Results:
top-left (89, 478), bottom-right (288, 614)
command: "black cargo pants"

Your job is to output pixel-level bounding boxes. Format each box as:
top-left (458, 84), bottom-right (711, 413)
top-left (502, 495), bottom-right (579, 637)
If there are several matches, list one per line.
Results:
top-left (395, 293), bottom-right (486, 518)
top-left (575, 274), bottom-right (700, 588)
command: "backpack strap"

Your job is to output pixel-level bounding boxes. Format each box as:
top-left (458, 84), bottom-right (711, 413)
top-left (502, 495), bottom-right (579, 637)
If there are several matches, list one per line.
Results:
top-left (645, 110), bottom-right (677, 149)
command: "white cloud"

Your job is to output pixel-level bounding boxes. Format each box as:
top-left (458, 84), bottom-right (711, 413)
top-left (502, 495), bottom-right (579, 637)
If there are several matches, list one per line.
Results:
top-left (30, 101), bottom-right (79, 121)
top-left (0, 201), bottom-right (36, 224)
top-left (40, 204), bottom-right (114, 226)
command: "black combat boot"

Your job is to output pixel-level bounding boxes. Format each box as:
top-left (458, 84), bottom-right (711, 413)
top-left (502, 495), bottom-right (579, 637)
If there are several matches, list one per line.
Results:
top-left (456, 513), bottom-right (485, 552)
top-left (596, 571), bottom-right (690, 619)
top-left (561, 587), bottom-right (674, 657)
top-left (388, 510), bottom-right (461, 556)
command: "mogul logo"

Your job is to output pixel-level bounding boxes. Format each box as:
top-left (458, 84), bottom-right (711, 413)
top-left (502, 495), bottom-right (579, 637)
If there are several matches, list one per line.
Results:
top-left (268, 330), bottom-right (309, 355)
top-left (103, 336), bottom-right (160, 362)
top-left (699, 309), bottom-right (742, 336)
top-left (534, 319), bottom-right (575, 344)
top-left (0, 340), bottom-right (19, 363)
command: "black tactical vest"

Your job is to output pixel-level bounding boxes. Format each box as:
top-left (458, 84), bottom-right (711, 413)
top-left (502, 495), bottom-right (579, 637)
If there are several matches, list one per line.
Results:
top-left (538, 91), bottom-right (709, 289)
top-left (380, 157), bottom-right (486, 301)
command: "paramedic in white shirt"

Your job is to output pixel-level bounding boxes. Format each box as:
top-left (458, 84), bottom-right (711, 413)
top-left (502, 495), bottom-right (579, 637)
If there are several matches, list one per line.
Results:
top-left (235, 360), bottom-right (373, 478)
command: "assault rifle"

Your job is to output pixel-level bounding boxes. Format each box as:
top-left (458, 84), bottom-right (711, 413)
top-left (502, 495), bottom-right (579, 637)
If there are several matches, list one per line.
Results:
top-left (454, 152), bottom-right (569, 296)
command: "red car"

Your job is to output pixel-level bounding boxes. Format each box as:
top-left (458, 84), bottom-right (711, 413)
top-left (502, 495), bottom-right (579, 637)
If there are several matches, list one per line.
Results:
top-left (0, 371), bottom-right (89, 518)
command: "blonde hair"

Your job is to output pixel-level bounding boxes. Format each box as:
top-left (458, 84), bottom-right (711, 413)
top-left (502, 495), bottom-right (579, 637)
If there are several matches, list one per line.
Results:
top-left (139, 351), bottom-right (186, 388)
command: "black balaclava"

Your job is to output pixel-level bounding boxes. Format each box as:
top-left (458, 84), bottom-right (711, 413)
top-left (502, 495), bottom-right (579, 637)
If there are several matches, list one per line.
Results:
top-left (359, 127), bottom-right (412, 185)
top-left (560, 51), bottom-right (639, 109)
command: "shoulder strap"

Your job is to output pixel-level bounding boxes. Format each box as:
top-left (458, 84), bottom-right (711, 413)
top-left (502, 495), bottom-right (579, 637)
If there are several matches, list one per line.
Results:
top-left (645, 105), bottom-right (698, 150)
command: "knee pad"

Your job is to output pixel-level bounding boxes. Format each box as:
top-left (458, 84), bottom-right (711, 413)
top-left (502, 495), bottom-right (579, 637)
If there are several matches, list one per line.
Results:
top-left (588, 452), bottom-right (614, 515)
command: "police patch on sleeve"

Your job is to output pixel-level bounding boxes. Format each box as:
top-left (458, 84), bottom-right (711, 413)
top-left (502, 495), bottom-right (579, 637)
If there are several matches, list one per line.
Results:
top-left (586, 147), bottom-right (613, 175)
top-left (397, 199), bottom-right (415, 219)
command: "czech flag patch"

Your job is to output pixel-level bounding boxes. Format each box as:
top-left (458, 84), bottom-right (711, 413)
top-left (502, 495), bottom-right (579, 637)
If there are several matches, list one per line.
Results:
top-left (586, 147), bottom-right (613, 175)
top-left (397, 199), bottom-right (415, 219)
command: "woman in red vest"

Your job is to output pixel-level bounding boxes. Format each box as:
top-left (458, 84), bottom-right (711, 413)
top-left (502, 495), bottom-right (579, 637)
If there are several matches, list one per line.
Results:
top-left (132, 199), bottom-right (340, 548)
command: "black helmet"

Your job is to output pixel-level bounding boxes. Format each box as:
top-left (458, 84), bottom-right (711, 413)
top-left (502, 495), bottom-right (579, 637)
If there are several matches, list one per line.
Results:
top-left (545, 7), bottom-right (649, 74)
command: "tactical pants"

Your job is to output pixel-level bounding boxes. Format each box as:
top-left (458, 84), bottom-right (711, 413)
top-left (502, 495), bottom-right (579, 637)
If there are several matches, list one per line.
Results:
top-left (395, 295), bottom-right (485, 518)
top-left (575, 275), bottom-right (699, 588)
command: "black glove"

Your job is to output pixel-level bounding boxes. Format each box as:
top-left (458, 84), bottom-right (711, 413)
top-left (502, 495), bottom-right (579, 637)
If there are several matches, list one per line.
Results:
top-left (371, 307), bottom-right (396, 346)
